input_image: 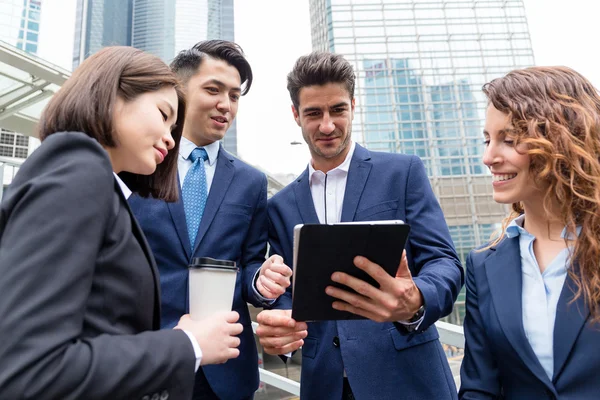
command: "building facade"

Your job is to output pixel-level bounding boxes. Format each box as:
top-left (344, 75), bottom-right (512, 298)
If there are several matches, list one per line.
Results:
top-left (309, 0), bottom-right (535, 321)
top-left (0, 0), bottom-right (42, 162)
top-left (72, 0), bottom-right (133, 69)
top-left (131, 0), bottom-right (238, 155)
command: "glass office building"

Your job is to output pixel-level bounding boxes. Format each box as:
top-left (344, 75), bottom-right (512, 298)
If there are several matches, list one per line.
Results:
top-left (132, 0), bottom-right (238, 155)
top-left (309, 0), bottom-right (535, 321)
top-left (72, 0), bottom-right (134, 69)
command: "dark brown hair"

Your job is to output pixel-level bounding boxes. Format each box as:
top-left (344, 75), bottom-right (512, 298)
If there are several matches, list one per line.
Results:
top-left (39, 46), bottom-right (185, 202)
top-left (483, 66), bottom-right (600, 320)
top-left (170, 39), bottom-right (253, 95)
top-left (287, 52), bottom-right (355, 110)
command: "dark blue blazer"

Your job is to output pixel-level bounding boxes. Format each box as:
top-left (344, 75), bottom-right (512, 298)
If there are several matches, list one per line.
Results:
top-left (460, 236), bottom-right (600, 400)
top-left (129, 144), bottom-right (271, 400)
top-left (269, 144), bottom-right (464, 400)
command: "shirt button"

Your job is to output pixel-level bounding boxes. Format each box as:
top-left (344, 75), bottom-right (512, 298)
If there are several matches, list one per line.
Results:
top-left (333, 336), bottom-right (340, 347)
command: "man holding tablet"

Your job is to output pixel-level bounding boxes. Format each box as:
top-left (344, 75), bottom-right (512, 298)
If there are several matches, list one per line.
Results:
top-left (258, 51), bottom-right (464, 400)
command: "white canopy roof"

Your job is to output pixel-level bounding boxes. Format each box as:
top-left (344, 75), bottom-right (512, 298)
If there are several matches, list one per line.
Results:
top-left (0, 41), bottom-right (70, 137)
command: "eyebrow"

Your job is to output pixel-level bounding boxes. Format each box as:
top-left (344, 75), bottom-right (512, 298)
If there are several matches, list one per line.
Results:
top-left (302, 102), bottom-right (350, 114)
top-left (205, 78), bottom-right (241, 92)
top-left (482, 128), bottom-right (516, 136)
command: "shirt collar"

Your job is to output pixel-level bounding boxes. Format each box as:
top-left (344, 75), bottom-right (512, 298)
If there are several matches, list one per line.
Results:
top-left (113, 172), bottom-right (132, 199)
top-left (505, 213), bottom-right (582, 240)
top-left (308, 141), bottom-right (356, 185)
top-left (179, 136), bottom-right (220, 166)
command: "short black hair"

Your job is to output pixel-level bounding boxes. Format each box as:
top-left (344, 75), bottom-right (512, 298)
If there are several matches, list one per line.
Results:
top-left (170, 39), bottom-right (253, 95)
top-left (287, 52), bottom-right (355, 110)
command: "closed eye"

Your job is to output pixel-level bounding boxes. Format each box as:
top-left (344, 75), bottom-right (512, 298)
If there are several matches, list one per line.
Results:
top-left (160, 109), bottom-right (168, 121)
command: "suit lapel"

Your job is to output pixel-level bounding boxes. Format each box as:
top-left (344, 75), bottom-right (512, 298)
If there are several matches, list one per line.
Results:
top-left (115, 179), bottom-right (162, 329)
top-left (167, 175), bottom-right (192, 259)
top-left (293, 169), bottom-right (320, 224)
top-left (341, 144), bottom-right (372, 222)
top-left (553, 268), bottom-right (590, 381)
top-left (485, 237), bottom-right (551, 387)
top-left (193, 146), bottom-right (234, 253)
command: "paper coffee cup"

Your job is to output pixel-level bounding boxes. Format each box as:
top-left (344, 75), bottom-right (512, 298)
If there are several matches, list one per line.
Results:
top-left (188, 257), bottom-right (238, 321)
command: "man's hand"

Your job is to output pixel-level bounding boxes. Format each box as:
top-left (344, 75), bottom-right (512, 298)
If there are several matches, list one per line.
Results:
top-left (325, 250), bottom-right (423, 322)
top-left (257, 255), bottom-right (292, 299)
top-left (256, 309), bottom-right (308, 355)
top-left (175, 311), bottom-right (243, 365)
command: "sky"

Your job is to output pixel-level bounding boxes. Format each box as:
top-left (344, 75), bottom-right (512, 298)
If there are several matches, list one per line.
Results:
top-left (34, 0), bottom-right (600, 177)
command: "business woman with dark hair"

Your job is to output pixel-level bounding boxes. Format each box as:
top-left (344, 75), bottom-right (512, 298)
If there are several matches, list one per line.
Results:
top-left (0, 46), bottom-right (243, 400)
top-left (460, 66), bottom-right (600, 400)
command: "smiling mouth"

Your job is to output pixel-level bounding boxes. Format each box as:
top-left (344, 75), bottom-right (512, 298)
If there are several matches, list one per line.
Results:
top-left (212, 116), bottom-right (227, 123)
top-left (493, 174), bottom-right (517, 182)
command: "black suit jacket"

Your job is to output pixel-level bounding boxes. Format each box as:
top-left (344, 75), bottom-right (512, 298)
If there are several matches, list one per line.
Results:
top-left (0, 132), bottom-right (195, 400)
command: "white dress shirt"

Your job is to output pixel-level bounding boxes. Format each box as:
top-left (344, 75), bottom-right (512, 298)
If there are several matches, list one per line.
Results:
top-left (506, 214), bottom-right (579, 380)
top-left (113, 172), bottom-right (202, 372)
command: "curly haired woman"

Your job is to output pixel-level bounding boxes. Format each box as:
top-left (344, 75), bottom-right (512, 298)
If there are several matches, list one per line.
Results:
top-left (460, 66), bottom-right (600, 400)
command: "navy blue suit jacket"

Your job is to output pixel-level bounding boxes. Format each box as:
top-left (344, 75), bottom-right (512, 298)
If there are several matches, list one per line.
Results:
top-left (130, 144), bottom-right (271, 400)
top-left (460, 236), bottom-right (600, 400)
top-left (269, 144), bottom-right (464, 399)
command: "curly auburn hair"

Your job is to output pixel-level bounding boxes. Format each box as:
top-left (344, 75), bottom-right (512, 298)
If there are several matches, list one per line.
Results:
top-left (483, 66), bottom-right (600, 321)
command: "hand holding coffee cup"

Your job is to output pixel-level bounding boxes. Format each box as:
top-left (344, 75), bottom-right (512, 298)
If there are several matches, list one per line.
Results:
top-left (256, 254), bottom-right (293, 299)
top-left (175, 312), bottom-right (243, 365)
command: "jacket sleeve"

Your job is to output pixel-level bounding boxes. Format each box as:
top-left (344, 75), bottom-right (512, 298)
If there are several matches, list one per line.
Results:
top-left (240, 173), bottom-right (272, 307)
top-left (0, 133), bottom-right (195, 400)
top-left (459, 252), bottom-right (502, 399)
top-left (404, 155), bottom-right (464, 332)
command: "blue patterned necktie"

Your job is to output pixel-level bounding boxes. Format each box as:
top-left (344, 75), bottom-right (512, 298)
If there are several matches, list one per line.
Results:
top-left (182, 147), bottom-right (208, 248)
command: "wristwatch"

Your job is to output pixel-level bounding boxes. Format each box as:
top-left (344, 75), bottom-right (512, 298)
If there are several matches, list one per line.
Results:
top-left (408, 304), bottom-right (425, 323)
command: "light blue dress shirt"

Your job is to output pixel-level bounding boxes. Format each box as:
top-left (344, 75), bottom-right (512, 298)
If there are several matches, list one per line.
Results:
top-left (506, 214), bottom-right (580, 380)
top-left (177, 137), bottom-right (273, 304)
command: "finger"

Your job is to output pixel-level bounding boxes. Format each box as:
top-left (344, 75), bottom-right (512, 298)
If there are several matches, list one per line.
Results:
top-left (395, 250), bottom-right (411, 279)
top-left (331, 301), bottom-right (382, 322)
top-left (264, 263), bottom-right (293, 278)
top-left (259, 331), bottom-right (308, 349)
top-left (256, 324), bottom-right (307, 337)
top-left (224, 311), bottom-right (240, 323)
top-left (225, 348), bottom-right (240, 361)
top-left (330, 271), bottom-right (383, 302)
top-left (269, 254), bottom-right (284, 264)
top-left (262, 269), bottom-right (291, 287)
top-left (227, 322), bottom-right (243, 336)
top-left (353, 256), bottom-right (396, 288)
top-left (228, 336), bottom-right (241, 348)
top-left (258, 276), bottom-right (286, 298)
top-left (257, 310), bottom-right (295, 327)
top-left (325, 285), bottom-right (383, 316)
top-left (263, 339), bottom-right (304, 355)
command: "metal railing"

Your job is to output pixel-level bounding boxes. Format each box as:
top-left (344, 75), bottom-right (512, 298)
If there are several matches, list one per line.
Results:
top-left (252, 321), bottom-right (464, 396)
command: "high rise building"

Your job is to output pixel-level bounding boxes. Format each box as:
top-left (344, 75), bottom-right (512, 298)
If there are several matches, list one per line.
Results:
top-left (0, 0), bottom-right (42, 161)
top-left (132, 0), bottom-right (238, 154)
top-left (72, 0), bottom-right (134, 69)
top-left (310, 0), bottom-right (535, 320)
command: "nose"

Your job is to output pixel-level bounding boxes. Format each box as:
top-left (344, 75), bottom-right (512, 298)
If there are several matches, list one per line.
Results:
top-left (482, 141), bottom-right (500, 168)
top-left (216, 95), bottom-right (231, 113)
top-left (163, 131), bottom-right (175, 151)
top-left (319, 113), bottom-right (335, 135)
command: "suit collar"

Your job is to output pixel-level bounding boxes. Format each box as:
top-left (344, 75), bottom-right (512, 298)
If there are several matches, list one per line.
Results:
top-left (340, 144), bottom-right (372, 222)
top-left (293, 169), bottom-right (320, 224)
top-left (485, 236), bottom-right (552, 387)
top-left (553, 267), bottom-right (590, 381)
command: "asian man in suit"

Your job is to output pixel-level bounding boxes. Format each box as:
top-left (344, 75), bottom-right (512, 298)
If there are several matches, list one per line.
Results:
top-left (255, 52), bottom-right (464, 399)
top-left (129, 40), bottom-right (292, 400)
